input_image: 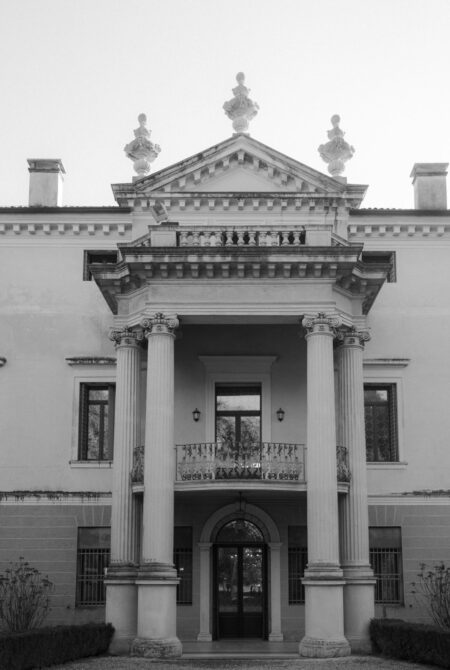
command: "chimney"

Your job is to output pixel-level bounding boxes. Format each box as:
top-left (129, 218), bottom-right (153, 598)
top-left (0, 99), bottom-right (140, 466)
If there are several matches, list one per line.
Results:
top-left (410, 163), bottom-right (448, 210)
top-left (27, 159), bottom-right (65, 207)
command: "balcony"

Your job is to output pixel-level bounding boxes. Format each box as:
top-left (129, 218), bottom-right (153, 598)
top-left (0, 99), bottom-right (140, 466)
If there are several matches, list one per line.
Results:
top-left (131, 443), bottom-right (350, 490)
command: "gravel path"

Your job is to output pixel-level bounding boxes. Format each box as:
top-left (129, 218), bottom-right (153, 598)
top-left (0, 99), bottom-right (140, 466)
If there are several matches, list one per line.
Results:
top-left (48, 655), bottom-right (437, 670)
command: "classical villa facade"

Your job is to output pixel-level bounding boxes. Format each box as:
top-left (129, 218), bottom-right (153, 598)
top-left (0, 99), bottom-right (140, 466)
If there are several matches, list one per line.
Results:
top-left (1, 75), bottom-right (449, 658)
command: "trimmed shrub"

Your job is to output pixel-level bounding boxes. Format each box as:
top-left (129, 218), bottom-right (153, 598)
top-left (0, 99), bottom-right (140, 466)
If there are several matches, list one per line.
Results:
top-left (0, 622), bottom-right (114, 670)
top-left (370, 618), bottom-right (450, 669)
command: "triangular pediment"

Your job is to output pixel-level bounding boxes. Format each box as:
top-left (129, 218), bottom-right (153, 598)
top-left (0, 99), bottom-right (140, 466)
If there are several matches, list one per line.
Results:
top-left (116, 135), bottom-right (348, 196)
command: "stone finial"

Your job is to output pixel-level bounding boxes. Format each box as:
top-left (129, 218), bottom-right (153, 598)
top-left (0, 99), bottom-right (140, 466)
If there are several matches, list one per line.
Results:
top-left (124, 113), bottom-right (161, 178)
top-left (223, 72), bottom-right (259, 134)
top-left (318, 115), bottom-right (354, 178)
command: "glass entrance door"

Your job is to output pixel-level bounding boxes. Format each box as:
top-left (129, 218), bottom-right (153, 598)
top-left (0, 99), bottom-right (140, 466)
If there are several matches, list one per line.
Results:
top-left (214, 520), bottom-right (266, 639)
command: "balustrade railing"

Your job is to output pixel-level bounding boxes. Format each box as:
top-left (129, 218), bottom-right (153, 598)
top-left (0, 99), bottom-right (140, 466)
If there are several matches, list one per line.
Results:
top-left (175, 442), bottom-right (305, 482)
top-left (178, 227), bottom-right (305, 248)
top-left (130, 443), bottom-right (350, 486)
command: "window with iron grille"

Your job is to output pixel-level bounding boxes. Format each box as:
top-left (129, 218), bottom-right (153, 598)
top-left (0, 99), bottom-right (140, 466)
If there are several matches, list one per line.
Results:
top-left (364, 384), bottom-right (398, 462)
top-left (174, 526), bottom-right (193, 605)
top-left (288, 526), bottom-right (308, 604)
top-left (78, 383), bottom-right (115, 461)
top-left (76, 527), bottom-right (110, 607)
top-left (369, 527), bottom-right (403, 604)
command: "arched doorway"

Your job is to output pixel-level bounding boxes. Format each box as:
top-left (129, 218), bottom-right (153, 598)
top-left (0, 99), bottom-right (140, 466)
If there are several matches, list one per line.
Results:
top-left (213, 518), bottom-right (267, 639)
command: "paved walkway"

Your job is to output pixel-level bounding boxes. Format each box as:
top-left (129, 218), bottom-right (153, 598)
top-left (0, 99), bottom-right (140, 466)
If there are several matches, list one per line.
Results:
top-left (50, 656), bottom-right (437, 670)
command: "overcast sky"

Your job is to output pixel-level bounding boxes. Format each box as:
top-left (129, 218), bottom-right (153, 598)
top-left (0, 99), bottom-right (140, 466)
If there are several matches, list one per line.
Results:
top-left (0, 0), bottom-right (449, 208)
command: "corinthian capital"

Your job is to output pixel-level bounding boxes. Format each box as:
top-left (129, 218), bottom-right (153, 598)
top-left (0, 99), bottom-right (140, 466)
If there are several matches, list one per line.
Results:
top-left (302, 312), bottom-right (342, 336)
top-left (336, 327), bottom-right (371, 347)
top-left (141, 312), bottom-right (179, 337)
top-left (109, 327), bottom-right (144, 347)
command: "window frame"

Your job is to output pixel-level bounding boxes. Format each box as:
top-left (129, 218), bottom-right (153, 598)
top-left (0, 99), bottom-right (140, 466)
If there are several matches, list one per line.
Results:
top-left (76, 526), bottom-right (110, 608)
top-left (364, 383), bottom-right (398, 463)
top-left (71, 376), bottom-right (116, 463)
top-left (369, 526), bottom-right (403, 605)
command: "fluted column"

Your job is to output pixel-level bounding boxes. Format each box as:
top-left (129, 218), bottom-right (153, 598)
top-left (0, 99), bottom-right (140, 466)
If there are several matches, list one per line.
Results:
top-left (299, 313), bottom-right (350, 658)
top-left (132, 313), bottom-right (182, 659)
top-left (337, 330), bottom-right (375, 652)
top-left (105, 328), bottom-right (142, 654)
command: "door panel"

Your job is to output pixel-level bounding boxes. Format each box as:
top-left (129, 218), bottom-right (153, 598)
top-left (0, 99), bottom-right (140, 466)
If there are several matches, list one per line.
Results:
top-left (215, 544), bottom-right (265, 638)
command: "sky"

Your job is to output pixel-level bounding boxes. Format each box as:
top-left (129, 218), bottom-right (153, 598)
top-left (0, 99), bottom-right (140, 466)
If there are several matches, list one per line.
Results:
top-left (0, 0), bottom-right (449, 209)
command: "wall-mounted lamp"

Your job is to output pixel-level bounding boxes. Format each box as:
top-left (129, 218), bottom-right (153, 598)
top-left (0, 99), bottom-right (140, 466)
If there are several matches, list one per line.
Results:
top-left (192, 408), bottom-right (201, 422)
top-left (276, 408), bottom-right (285, 422)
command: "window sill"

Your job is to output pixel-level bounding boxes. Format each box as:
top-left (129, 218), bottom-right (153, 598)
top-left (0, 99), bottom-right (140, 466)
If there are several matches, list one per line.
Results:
top-left (367, 462), bottom-right (407, 469)
top-left (70, 461), bottom-right (113, 469)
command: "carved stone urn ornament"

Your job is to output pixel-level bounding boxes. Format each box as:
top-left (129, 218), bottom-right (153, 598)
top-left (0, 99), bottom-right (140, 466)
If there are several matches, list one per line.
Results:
top-left (223, 72), bottom-right (259, 134)
top-left (124, 113), bottom-right (161, 177)
top-left (318, 114), bottom-right (355, 177)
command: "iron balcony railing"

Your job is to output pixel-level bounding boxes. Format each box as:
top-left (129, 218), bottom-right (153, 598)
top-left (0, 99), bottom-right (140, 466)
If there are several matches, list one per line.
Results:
top-left (131, 443), bottom-right (350, 485)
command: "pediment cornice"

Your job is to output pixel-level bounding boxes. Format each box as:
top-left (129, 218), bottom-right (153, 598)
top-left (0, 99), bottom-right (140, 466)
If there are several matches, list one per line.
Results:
top-left (111, 135), bottom-right (367, 212)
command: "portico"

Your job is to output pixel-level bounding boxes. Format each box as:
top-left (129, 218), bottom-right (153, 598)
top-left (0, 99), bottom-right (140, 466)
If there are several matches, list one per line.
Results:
top-left (90, 92), bottom-right (390, 657)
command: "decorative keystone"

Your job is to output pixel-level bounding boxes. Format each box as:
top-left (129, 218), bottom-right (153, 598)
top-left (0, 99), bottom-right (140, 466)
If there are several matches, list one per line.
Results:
top-left (124, 114), bottom-right (161, 177)
top-left (318, 115), bottom-right (354, 177)
top-left (223, 72), bottom-right (259, 134)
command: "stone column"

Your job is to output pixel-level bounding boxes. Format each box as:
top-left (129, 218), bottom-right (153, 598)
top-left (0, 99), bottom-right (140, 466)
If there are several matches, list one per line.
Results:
top-left (268, 542), bottom-right (283, 641)
top-left (197, 542), bottom-right (212, 641)
top-left (337, 330), bottom-right (375, 652)
top-left (105, 328), bottom-right (142, 654)
top-left (299, 313), bottom-right (350, 658)
top-left (132, 313), bottom-right (182, 659)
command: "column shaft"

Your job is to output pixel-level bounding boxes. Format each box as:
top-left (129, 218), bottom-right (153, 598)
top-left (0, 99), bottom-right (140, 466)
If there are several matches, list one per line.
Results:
top-left (299, 313), bottom-right (349, 658)
top-left (338, 331), bottom-right (375, 652)
top-left (106, 329), bottom-right (142, 654)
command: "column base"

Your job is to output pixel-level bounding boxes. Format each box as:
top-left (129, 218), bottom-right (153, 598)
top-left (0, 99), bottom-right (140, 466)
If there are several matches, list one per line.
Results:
top-left (131, 637), bottom-right (182, 658)
top-left (300, 571), bottom-right (350, 658)
top-left (269, 633), bottom-right (284, 642)
top-left (105, 565), bottom-right (138, 655)
top-left (343, 567), bottom-right (376, 653)
top-left (299, 636), bottom-right (351, 658)
top-left (197, 632), bottom-right (213, 641)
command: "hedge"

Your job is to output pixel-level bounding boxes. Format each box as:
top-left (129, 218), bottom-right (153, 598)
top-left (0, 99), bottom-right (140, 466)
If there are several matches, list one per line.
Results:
top-left (0, 622), bottom-right (114, 670)
top-left (370, 618), bottom-right (450, 669)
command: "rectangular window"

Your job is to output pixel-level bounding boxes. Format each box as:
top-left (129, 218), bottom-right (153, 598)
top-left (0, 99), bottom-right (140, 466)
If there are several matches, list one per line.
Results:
top-left (174, 526), bottom-right (193, 605)
top-left (78, 383), bottom-right (115, 461)
top-left (364, 384), bottom-right (398, 462)
top-left (288, 526), bottom-right (308, 604)
top-left (215, 384), bottom-right (261, 448)
top-left (369, 527), bottom-right (403, 604)
top-left (83, 250), bottom-right (118, 281)
top-left (76, 527), bottom-right (110, 606)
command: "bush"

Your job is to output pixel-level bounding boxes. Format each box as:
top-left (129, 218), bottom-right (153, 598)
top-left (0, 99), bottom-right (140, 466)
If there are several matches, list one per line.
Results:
top-left (370, 618), bottom-right (450, 669)
top-left (0, 558), bottom-right (53, 632)
top-left (0, 623), bottom-right (114, 670)
top-left (412, 563), bottom-right (450, 630)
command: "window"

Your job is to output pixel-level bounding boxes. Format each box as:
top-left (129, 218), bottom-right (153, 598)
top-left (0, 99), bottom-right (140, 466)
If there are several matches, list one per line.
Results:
top-left (83, 250), bottom-right (118, 281)
top-left (78, 383), bottom-right (115, 461)
top-left (76, 527), bottom-right (110, 606)
top-left (215, 385), bottom-right (261, 448)
top-left (174, 527), bottom-right (193, 605)
top-left (369, 527), bottom-right (403, 604)
top-left (364, 384), bottom-right (398, 462)
top-left (288, 526), bottom-right (308, 604)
